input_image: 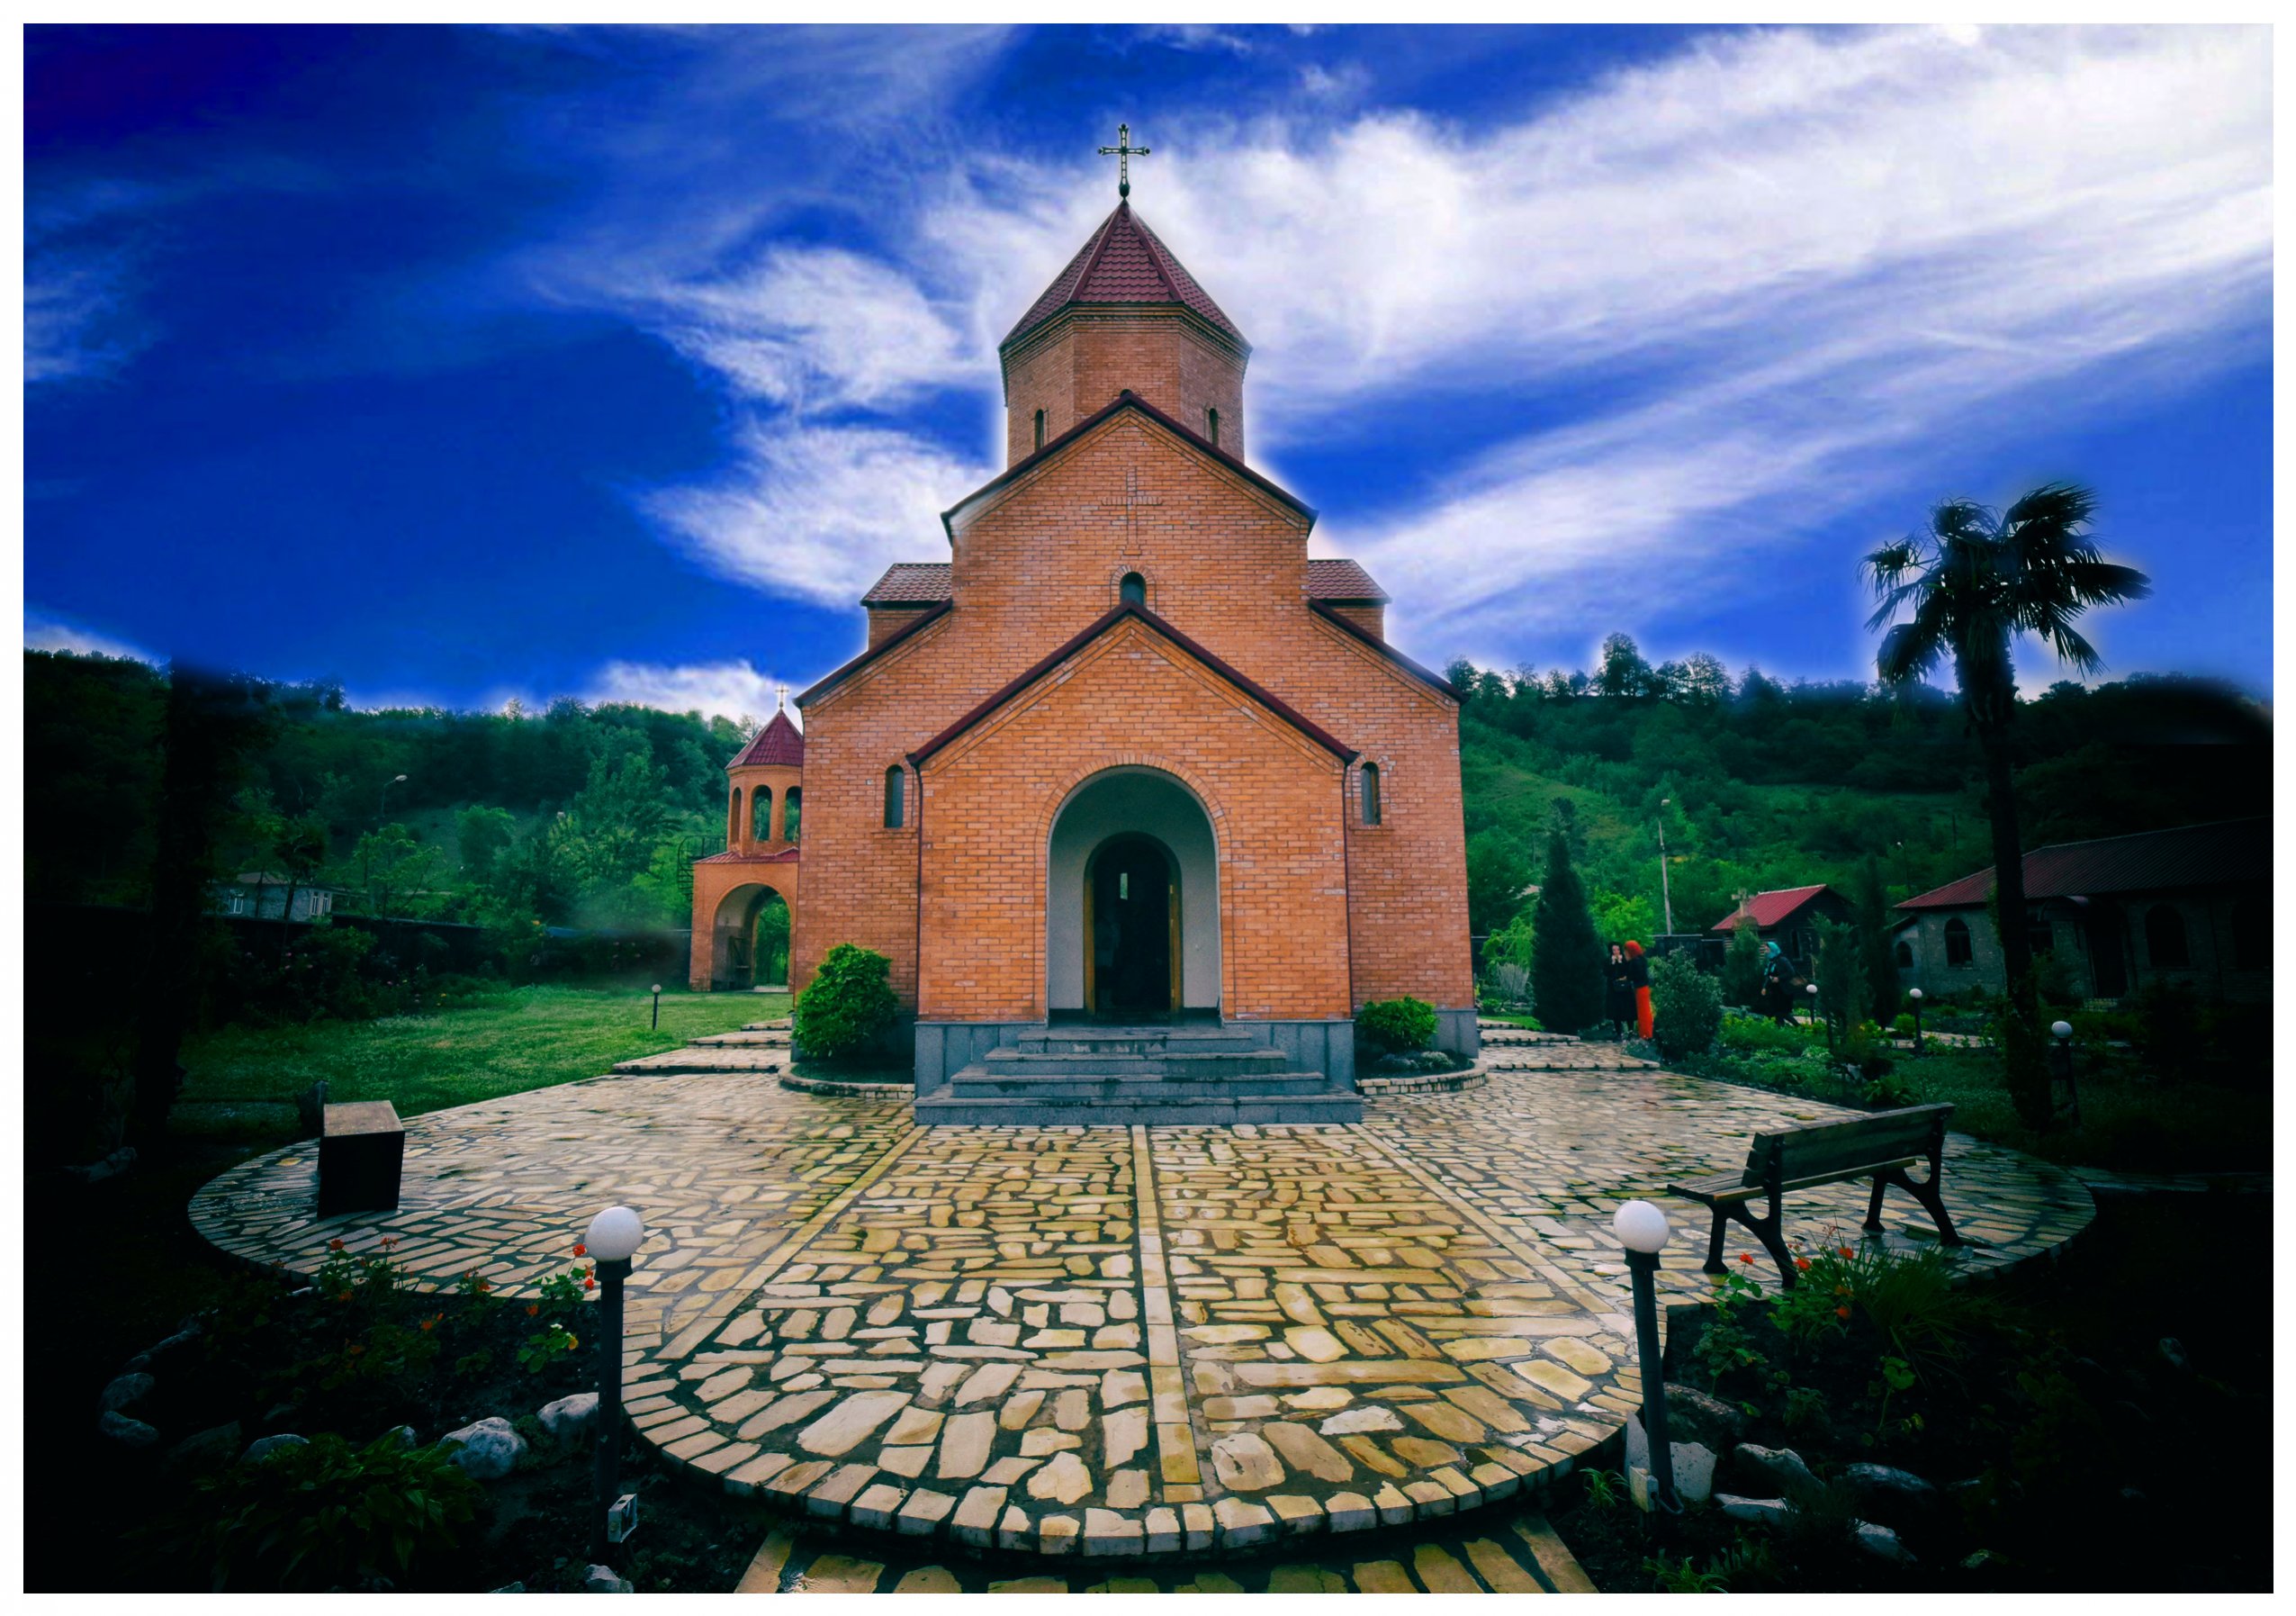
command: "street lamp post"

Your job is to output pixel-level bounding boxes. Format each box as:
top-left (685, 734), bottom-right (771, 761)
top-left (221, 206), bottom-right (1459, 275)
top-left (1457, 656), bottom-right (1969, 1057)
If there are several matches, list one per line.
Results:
top-left (585, 1205), bottom-right (645, 1565)
top-left (650, 983), bottom-right (662, 1032)
top-left (378, 772), bottom-right (408, 825)
top-left (1805, 980), bottom-right (1819, 1029)
top-left (1613, 1200), bottom-right (1681, 1527)
top-left (1908, 988), bottom-right (1924, 1055)
top-left (2048, 1019), bottom-right (2079, 1127)
top-left (1656, 799), bottom-right (1675, 936)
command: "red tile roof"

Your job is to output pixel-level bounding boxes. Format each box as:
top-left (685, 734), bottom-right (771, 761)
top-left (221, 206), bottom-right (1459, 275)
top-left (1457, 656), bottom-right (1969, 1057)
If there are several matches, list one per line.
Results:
top-left (1306, 558), bottom-right (1389, 604)
top-left (1897, 817), bottom-right (2269, 911)
top-left (695, 847), bottom-right (799, 864)
top-left (1713, 884), bottom-right (1834, 933)
top-left (1003, 202), bottom-right (1243, 349)
top-left (860, 555), bottom-right (1390, 609)
top-left (728, 709), bottom-right (804, 770)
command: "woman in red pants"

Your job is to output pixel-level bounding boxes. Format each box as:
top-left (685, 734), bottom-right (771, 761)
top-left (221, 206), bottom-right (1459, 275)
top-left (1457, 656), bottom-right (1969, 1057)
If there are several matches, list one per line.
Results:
top-left (1624, 939), bottom-right (1653, 1041)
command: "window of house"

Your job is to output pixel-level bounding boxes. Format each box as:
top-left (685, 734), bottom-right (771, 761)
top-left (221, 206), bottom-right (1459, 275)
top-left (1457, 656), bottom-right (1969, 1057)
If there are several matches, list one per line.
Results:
top-left (2233, 898), bottom-right (2267, 970)
top-left (884, 765), bottom-right (905, 829)
top-left (1944, 916), bottom-right (1973, 966)
top-left (1895, 940), bottom-right (1913, 968)
top-left (730, 787), bottom-right (743, 844)
top-left (1120, 572), bottom-right (1147, 608)
top-left (752, 789), bottom-right (771, 843)
top-left (783, 787), bottom-right (802, 843)
top-left (2145, 903), bottom-right (2190, 968)
top-left (1361, 763), bottom-right (1382, 826)
top-left (1206, 407), bottom-right (1220, 446)
top-left (1033, 409), bottom-right (1046, 451)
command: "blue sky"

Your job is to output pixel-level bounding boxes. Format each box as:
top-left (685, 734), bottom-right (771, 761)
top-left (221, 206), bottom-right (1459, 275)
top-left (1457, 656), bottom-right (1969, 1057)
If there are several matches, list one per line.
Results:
top-left (26, 23), bottom-right (2273, 721)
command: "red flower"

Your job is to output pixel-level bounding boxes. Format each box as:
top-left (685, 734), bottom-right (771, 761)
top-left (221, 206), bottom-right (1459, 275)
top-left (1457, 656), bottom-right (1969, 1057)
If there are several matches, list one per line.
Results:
top-left (1835, 1305), bottom-right (1851, 1320)
top-left (381, 1236), bottom-right (398, 1250)
top-left (337, 1291), bottom-right (353, 1303)
top-left (329, 1238), bottom-right (347, 1252)
top-left (583, 1277), bottom-right (596, 1291)
top-left (1838, 1246), bottom-right (1854, 1259)
top-left (572, 1242), bottom-right (587, 1258)
top-left (1794, 1257), bottom-right (1813, 1271)
top-left (527, 1304), bottom-right (541, 1317)
top-left (419, 1318), bottom-right (436, 1332)
top-left (1738, 1252), bottom-right (1755, 1266)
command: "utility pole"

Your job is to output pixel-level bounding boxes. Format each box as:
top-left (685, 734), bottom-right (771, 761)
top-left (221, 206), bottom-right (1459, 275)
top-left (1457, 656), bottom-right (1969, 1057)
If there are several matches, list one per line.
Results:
top-left (1657, 799), bottom-right (1675, 935)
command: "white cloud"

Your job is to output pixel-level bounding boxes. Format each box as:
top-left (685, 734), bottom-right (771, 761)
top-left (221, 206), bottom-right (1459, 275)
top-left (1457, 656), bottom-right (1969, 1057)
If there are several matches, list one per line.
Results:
top-left (24, 253), bottom-right (142, 384)
top-left (581, 656), bottom-right (799, 727)
top-left (634, 245), bottom-right (975, 412)
top-left (24, 608), bottom-right (156, 663)
top-left (644, 420), bottom-right (990, 607)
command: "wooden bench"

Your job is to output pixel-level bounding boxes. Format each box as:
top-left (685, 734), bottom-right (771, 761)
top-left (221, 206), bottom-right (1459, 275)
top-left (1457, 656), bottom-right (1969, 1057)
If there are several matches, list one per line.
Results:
top-left (1665, 1103), bottom-right (1962, 1288)
top-left (319, 1100), bottom-right (404, 1216)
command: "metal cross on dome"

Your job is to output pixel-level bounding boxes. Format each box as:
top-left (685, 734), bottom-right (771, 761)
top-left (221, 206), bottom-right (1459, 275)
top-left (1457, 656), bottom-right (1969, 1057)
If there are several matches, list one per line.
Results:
top-left (1097, 122), bottom-right (1150, 199)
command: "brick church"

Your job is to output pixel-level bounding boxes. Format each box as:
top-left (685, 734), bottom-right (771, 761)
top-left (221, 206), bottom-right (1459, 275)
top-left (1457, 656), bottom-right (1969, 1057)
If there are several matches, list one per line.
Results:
top-left (690, 154), bottom-right (1474, 1123)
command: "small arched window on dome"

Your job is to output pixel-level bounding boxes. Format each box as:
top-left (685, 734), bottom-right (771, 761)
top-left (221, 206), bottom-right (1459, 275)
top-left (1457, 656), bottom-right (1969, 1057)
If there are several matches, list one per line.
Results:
top-left (884, 765), bottom-right (906, 830)
top-left (1205, 407), bottom-right (1220, 447)
top-left (729, 787), bottom-right (743, 846)
top-left (1033, 409), bottom-right (1047, 451)
top-left (783, 787), bottom-right (802, 844)
top-left (1360, 763), bottom-right (1382, 827)
top-left (1120, 572), bottom-right (1147, 609)
top-left (752, 788), bottom-right (770, 843)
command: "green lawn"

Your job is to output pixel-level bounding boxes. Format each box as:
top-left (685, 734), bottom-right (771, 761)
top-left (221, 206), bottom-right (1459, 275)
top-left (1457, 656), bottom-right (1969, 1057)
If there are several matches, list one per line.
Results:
top-left (1883, 1048), bottom-right (2268, 1174)
top-left (176, 985), bottom-right (789, 1145)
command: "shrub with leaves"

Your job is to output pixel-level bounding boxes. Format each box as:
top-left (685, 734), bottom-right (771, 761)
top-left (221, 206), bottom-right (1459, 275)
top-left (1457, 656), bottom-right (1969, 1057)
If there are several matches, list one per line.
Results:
top-left (1650, 954), bottom-right (1722, 1061)
top-left (182, 1431), bottom-right (482, 1591)
top-left (1357, 996), bottom-right (1437, 1053)
top-left (792, 943), bottom-right (900, 1061)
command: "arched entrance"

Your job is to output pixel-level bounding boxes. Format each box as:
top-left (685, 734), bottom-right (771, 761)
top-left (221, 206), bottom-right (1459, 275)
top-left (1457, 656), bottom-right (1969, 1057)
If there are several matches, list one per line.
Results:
top-left (1047, 767), bottom-right (1219, 1020)
top-left (711, 882), bottom-right (792, 990)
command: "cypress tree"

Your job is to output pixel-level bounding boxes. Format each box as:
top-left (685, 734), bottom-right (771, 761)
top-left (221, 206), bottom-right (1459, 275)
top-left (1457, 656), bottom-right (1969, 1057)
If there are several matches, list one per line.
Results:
top-left (1855, 856), bottom-right (1901, 1026)
top-left (1530, 826), bottom-right (1605, 1034)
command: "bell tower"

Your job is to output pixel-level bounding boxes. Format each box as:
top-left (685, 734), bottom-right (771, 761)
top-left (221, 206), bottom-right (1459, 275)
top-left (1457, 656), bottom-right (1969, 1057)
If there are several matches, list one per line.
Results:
top-left (998, 128), bottom-right (1250, 466)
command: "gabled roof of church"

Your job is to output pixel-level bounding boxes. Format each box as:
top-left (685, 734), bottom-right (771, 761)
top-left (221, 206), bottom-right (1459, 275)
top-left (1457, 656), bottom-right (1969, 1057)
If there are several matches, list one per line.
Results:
top-left (860, 555), bottom-right (1391, 609)
top-left (941, 390), bottom-right (1313, 539)
top-left (907, 601), bottom-right (1356, 769)
top-left (727, 709), bottom-right (804, 770)
top-left (1003, 202), bottom-right (1245, 351)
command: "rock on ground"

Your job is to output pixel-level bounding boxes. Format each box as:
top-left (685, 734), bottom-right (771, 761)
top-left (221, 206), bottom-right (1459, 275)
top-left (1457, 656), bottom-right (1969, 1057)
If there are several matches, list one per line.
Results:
top-left (442, 1417), bottom-right (527, 1480)
top-left (1660, 1383), bottom-right (1748, 1449)
top-left (538, 1393), bottom-right (599, 1441)
top-left (1853, 1520), bottom-right (1917, 1563)
top-left (383, 1424), bottom-right (419, 1449)
top-left (1733, 1442), bottom-right (1821, 1497)
top-left (1842, 1461), bottom-right (1938, 1519)
top-left (99, 1410), bottom-right (160, 1449)
top-left (583, 1565), bottom-right (634, 1593)
top-left (1716, 1494), bottom-right (1791, 1526)
top-left (241, 1433), bottom-right (310, 1464)
top-left (98, 1373), bottom-right (155, 1415)
top-left (163, 1422), bottom-right (244, 1476)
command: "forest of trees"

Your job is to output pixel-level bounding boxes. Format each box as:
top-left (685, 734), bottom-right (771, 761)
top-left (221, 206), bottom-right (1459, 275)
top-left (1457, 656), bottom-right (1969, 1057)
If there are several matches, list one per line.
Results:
top-left (27, 636), bottom-right (2268, 969)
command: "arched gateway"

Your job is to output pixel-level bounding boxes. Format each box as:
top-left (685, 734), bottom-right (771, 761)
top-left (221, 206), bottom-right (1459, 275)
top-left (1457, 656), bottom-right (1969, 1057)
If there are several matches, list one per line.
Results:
top-left (1047, 768), bottom-right (1218, 1020)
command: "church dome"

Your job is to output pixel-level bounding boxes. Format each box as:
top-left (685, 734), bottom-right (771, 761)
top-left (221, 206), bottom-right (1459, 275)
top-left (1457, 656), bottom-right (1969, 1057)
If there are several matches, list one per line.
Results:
top-left (1002, 201), bottom-right (1245, 353)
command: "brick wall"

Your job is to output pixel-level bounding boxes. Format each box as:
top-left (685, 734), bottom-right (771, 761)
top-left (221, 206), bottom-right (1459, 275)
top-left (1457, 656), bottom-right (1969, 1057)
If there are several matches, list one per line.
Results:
top-left (1002, 309), bottom-right (1246, 466)
top-left (793, 402), bottom-right (1472, 1019)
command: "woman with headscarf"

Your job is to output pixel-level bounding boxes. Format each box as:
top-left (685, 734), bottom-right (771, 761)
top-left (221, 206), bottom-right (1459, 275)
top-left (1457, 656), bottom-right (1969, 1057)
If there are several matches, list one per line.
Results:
top-left (1624, 940), bottom-right (1653, 1042)
top-left (1605, 943), bottom-right (1632, 1040)
top-left (1760, 940), bottom-right (1795, 1024)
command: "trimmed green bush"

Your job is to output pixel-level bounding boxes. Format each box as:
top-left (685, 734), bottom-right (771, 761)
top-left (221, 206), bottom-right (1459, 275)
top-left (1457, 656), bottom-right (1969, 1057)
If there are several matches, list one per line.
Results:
top-left (792, 943), bottom-right (900, 1061)
top-left (1358, 996), bottom-right (1438, 1053)
top-left (182, 1431), bottom-right (482, 1591)
top-left (1650, 954), bottom-right (1723, 1061)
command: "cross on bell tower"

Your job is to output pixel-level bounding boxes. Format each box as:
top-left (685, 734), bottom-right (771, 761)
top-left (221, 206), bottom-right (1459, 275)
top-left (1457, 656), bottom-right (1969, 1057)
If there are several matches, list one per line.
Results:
top-left (1097, 122), bottom-right (1150, 200)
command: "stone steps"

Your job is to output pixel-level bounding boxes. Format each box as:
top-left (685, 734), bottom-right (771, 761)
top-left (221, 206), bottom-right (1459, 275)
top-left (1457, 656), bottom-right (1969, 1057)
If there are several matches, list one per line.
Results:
top-left (922, 1021), bottom-right (1358, 1125)
top-left (948, 1067), bottom-right (1335, 1103)
top-left (913, 1089), bottom-right (1363, 1126)
top-left (979, 1047), bottom-right (1293, 1079)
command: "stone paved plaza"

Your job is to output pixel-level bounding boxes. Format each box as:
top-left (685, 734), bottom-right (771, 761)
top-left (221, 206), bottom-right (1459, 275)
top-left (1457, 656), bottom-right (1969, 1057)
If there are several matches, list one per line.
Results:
top-left (190, 1025), bottom-right (2093, 1563)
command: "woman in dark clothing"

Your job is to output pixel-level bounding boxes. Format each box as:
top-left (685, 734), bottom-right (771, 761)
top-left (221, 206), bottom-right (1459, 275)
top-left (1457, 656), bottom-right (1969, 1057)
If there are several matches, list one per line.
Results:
top-left (1760, 940), bottom-right (1796, 1024)
top-left (1605, 943), bottom-right (1633, 1040)
top-left (1624, 939), bottom-right (1653, 1041)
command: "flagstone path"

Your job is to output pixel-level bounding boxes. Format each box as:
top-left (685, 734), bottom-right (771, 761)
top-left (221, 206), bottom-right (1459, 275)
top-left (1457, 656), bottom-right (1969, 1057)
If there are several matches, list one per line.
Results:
top-left (189, 1022), bottom-right (2093, 1563)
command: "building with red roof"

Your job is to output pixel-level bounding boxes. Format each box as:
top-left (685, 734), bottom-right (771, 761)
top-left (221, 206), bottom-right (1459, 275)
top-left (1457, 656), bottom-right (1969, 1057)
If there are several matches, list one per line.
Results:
top-left (1892, 817), bottom-right (2268, 1005)
top-left (1709, 884), bottom-right (1856, 967)
top-left (687, 147), bottom-right (1474, 1124)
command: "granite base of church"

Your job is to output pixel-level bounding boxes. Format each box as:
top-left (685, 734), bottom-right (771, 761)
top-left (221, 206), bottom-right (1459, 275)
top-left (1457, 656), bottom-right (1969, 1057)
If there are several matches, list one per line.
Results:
top-left (913, 1019), bottom-right (1362, 1126)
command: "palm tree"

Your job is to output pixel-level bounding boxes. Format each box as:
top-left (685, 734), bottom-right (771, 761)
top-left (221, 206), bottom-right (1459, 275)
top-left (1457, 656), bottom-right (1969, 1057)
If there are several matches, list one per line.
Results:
top-left (1862, 483), bottom-right (2149, 1090)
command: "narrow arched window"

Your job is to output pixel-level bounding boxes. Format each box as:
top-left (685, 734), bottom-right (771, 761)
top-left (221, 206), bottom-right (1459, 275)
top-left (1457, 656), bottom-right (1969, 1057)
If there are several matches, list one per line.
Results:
top-left (2145, 903), bottom-right (2189, 968)
top-left (729, 787), bottom-right (743, 846)
top-left (752, 788), bottom-right (770, 842)
top-left (1206, 407), bottom-right (1220, 447)
top-left (1033, 409), bottom-right (1046, 451)
top-left (884, 765), bottom-right (905, 829)
top-left (1361, 763), bottom-right (1382, 826)
top-left (783, 787), bottom-right (801, 843)
top-left (1943, 916), bottom-right (1972, 966)
top-left (1120, 572), bottom-right (1146, 608)
top-left (1894, 940), bottom-right (1913, 968)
